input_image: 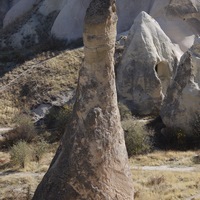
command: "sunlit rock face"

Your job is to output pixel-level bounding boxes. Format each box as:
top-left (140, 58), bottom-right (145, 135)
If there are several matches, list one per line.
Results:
top-left (32, 0), bottom-right (134, 199)
top-left (50, 0), bottom-right (155, 41)
top-left (1, 0), bottom-right (200, 50)
top-left (161, 36), bottom-right (200, 133)
top-left (150, 0), bottom-right (200, 52)
top-left (0, 0), bottom-right (67, 49)
top-left (117, 12), bottom-right (179, 116)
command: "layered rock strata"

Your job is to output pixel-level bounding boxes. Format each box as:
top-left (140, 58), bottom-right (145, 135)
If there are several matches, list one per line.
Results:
top-left (32, 0), bottom-right (134, 199)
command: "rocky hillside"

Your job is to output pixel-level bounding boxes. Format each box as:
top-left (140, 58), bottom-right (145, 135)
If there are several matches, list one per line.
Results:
top-left (0, 48), bottom-right (83, 125)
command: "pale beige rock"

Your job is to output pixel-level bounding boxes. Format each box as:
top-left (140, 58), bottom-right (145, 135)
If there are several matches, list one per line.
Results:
top-left (3, 0), bottom-right (38, 28)
top-left (1, 0), bottom-right (200, 50)
top-left (117, 12), bottom-right (179, 115)
top-left (150, 0), bottom-right (200, 52)
top-left (32, 0), bottom-right (134, 199)
top-left (161, 35), bottom-right (200, 133)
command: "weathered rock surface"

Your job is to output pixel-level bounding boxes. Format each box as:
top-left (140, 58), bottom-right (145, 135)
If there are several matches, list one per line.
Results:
top-left (150, 0), bottom-right (200, 52)
top-left (160, 35), bottom-right (200, 133)
top-left (1, 0), bottom-right (200, 50)
top-left (0, 0), bottom-right (20, 28)
top-left (0, 0), bottom-right (62, 49)
top-left (3, 0), bottom-right (38, 28)
top-left (51, 0), bottom-right (155, 42)
top-left (117, 11), bottom-right (179, 115)
top-left (32, 0), bottom-right (134, 199)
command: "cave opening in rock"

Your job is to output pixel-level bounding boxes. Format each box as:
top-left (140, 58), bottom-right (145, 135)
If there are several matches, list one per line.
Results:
top-left (155, 61), bottom-right (171, 95)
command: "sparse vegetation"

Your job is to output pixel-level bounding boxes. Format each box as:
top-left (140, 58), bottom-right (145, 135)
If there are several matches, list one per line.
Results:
top-left (0, 48), bottom-right (83, 125)
top-left (122, 119), bottom-right (153, 156)
top-left (132, 169), bottom-right (200, 200)
top-left (118, 102), bottom-right (132, 120)
top-left (5, 114), bottom-right (36, 146)
top-left (10, 141), bottom-right (32, 168)
top-left (33, 139), bottom-right (49, 162)
top-left (44, 104), bottom-right (73, 141)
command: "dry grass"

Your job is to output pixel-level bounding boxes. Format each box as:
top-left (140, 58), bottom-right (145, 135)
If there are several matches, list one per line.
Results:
top-left (131, 151), bottom-right (200, 200)
top-left (0, 149), bottom-right (56, 199)
top-left (132, 169), bottom-right (200, 200)
top-left (130, 150), bottom-right (198, 167)
top-left (0, 172), bottom-right (42, 200)
top-left (0, 48), bottom-right (83, 125)
top-left (1, 148), bottom-right (200, 199)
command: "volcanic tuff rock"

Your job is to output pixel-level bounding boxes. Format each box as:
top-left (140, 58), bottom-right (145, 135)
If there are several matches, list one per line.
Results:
top-left (32, 0), bottom-right (133, 199)
top-left (117, 11), bottom-right (179, 115)
top-left (150, 0), bottom-right (200, 52)
top-left (160, 35), bottom-right (200, 133)
top-left (0, 0), bottom-right (64, 49)
top-left (51, 0), bottom-right (156, 41)
top-left (0, 0), bottom-right (19, 28)
top-left (1, 0), bottom-right (200, 50)
top-left (3, 0), bottom-right (38, 28)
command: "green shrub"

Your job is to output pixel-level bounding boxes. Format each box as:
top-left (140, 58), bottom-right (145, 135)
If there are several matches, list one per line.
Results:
top-left (10, 141), bottom-right (32, 168)
top-left (44, 105), bottom-right (73, 141)
top-left (122, 119), bottom-right (153, 156)
top-left (118, 102), bottom-right (132, 121)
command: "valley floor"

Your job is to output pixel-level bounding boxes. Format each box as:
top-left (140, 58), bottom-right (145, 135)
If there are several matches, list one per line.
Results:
top-left (0, 150), bottom-right (200, 200)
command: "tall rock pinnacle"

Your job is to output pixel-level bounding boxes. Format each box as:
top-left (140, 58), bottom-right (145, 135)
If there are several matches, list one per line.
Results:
top-left (32, 0), bottom-right (134, 199)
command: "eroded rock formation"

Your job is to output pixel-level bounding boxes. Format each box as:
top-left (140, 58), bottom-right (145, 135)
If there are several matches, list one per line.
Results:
top-left (117, 12), bottom-right (179, 115)
top-left (32, 0), bottom-right (134, 199)
top-left (160, 35), bottom-right (200, 133)
top-left (150, 0), bottom-right (200, 52)
top-left (1, 0), bottom-right (200, 50)
top-left (0, 0), bottom-right (20, 28)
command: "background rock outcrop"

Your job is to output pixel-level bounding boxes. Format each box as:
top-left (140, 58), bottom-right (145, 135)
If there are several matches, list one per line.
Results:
top-left (33, 0), bottom-right (133, 199)
top-left (150, 0), bottom-right (200, 52)
top-left (117, 11), bottom-right (179, 115)
top-left (0, 0), bottom-right (20, 28)
top-left (160, 36), bottom-right (200, 133)
top-left (3, 0), bottom-right (38, 28)
top-left (0, 0), bottom-right (200, 50)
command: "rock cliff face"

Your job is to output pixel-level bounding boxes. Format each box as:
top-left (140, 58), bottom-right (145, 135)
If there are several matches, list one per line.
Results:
top-left (160, 36), bottom-right (200, 133)
top-left (117, 12), bottom-right (179, 115)
top-left (32, 0), bottom-right (134, 199)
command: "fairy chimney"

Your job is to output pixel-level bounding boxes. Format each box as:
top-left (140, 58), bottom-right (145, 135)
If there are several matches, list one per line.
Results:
top-left (32, 0), bottom-right (134, 199)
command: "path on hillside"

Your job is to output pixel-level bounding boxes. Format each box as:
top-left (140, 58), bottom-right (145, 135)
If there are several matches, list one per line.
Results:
top-left (132, 165), bottom-right (199, 172)
top-left (0, 171), bottom-right (44, 177)
top-left (0, 127), bottom-right (13, 133)
top-left (185, 193), bottom-right (200, 200)
top-left (0, 52), bottom-right (58, 93)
